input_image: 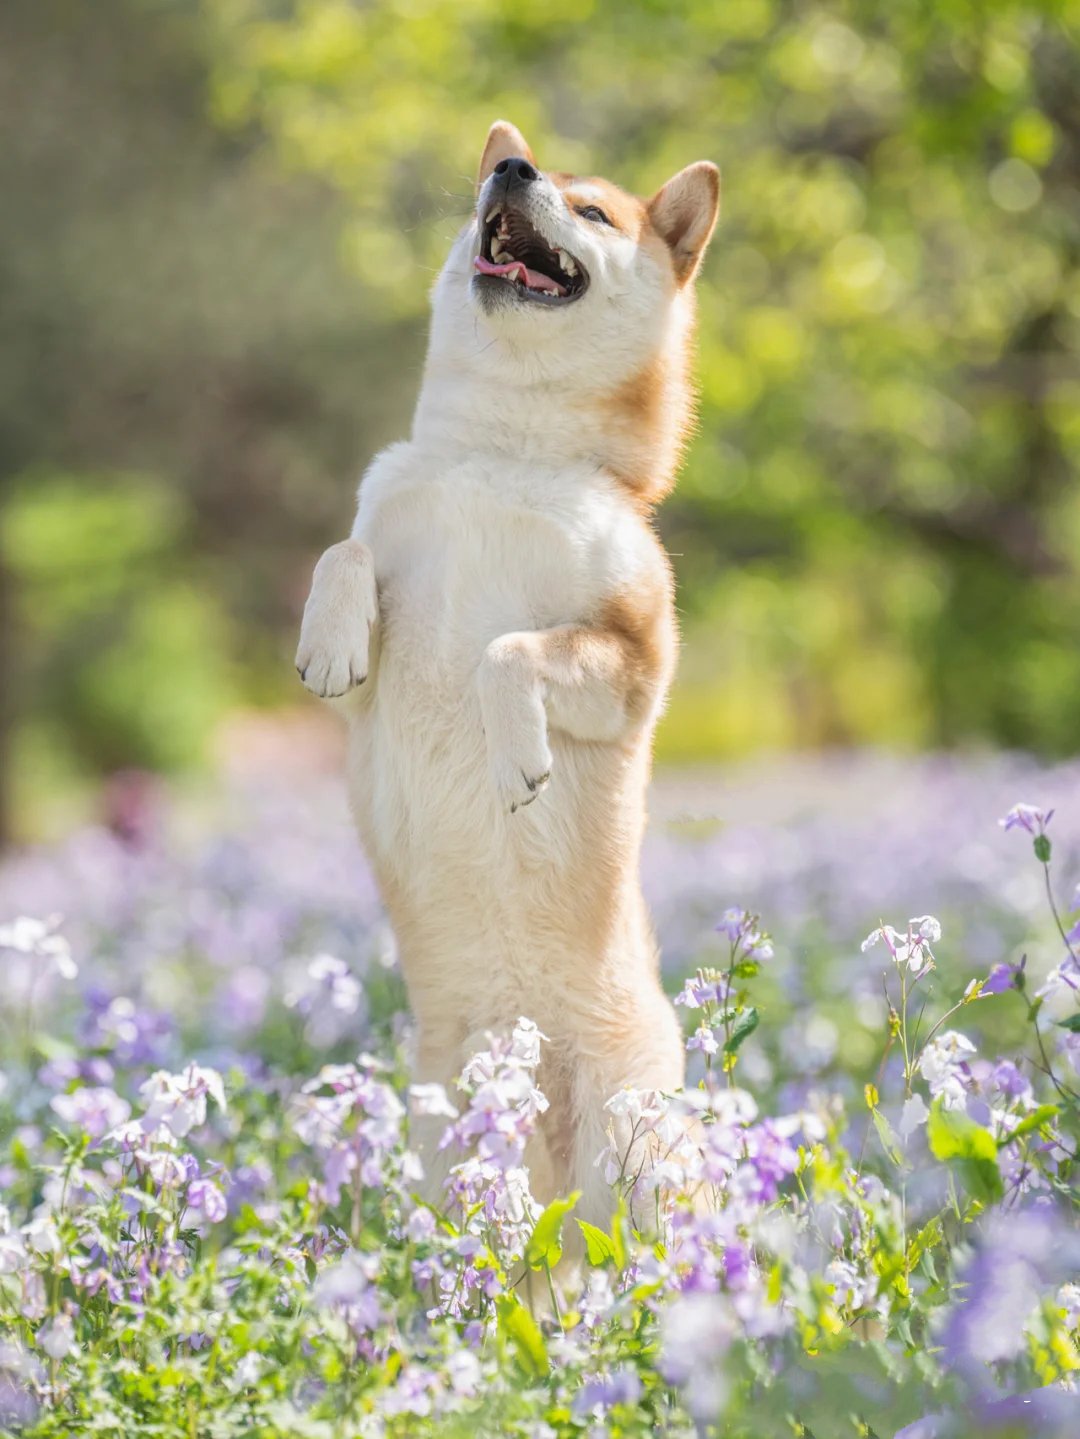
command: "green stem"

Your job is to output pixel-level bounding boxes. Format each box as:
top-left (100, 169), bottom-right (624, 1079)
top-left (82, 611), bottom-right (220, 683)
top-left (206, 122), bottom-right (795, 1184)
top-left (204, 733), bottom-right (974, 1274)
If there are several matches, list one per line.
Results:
top-left (543, 1261), bottom-right (561, 1323)
top-left (1042, 860), bottom-right (1078, 963)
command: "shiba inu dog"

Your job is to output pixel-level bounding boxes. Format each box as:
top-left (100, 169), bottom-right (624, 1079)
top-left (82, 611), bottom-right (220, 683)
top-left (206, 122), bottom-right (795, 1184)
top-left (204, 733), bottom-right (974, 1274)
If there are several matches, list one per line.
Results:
top-left (296, 121), bottom-right (719, 1222)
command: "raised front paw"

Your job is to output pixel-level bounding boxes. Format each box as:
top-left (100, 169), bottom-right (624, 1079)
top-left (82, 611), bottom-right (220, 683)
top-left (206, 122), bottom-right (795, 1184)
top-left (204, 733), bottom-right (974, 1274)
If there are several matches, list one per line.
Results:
top-left (295, 539), bottom-right (378, 699)
top-left (477, 634), bottom-right (553, 814)
top-left (489, 739), bottom-right (553, 814)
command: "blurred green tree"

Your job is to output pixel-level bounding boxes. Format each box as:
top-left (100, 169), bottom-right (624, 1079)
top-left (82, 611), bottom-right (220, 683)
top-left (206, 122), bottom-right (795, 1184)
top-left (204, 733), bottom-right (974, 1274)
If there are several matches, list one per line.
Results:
top-left (3, 0), bottom-right (1080, 841)
top-left (0, 0), bottom-right (424, 839)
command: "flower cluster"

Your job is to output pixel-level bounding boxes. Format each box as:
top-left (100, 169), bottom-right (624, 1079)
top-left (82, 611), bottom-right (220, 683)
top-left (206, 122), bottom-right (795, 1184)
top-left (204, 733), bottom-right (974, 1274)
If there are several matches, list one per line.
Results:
top-left (437, 1018), bottom-right (548, 1274)
top-left (0, 781), bottom-right (1078, 1437)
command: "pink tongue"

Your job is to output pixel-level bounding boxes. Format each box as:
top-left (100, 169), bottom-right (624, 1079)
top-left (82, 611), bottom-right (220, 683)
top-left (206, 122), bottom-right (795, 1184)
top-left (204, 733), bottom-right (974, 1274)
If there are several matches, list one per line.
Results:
top-left (475, 254), bottom-right (566, 296)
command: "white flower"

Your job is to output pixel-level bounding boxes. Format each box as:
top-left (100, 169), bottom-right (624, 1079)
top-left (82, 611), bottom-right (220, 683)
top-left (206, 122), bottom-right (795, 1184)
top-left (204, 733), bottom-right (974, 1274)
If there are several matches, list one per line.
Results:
top-left (825, 1257), bottom-right (871, 1309)
top-left (445, 1348), bottom-right (482, 1395)
top-left (862, 924), bottom-right (901, 954)
top-left (660, 1293), bottom-right (735, 1416)
top-left (918, 1031), bottom-right (976, 1110)
top-left (21, 1215), bottom-right (61, 1256)
top-left (509, 1017), bottom-right (547, 1068)
top-left (232, 1352), bottom-right (265, 1388)
top-left (138, 1064), bottom-right (227, 1139)
top-left (0, 1232), bottom-right (27, 1275)
top-left (899, 1093), bottom-right (930, 1139)
top-left (306, 954), bottom-right (362, 1014)
top-left (408, 1083), bottom-right (458, 1119)
top-left (1036, 958), bottom-right (1080, 1021)
top-left (605, 1087), bottom-right (667, 1127)
top-left (707, 1087), bottom-right (758, 1127)
top-left (405, 1206), bottom-right (436, 1243)
top-left (37, 1315), bottom-right (76, 1360)
top-left (910, 915), bottom-right (942, 943)
top-left (312, 1249), bottom-right (379, 1308)
top-left (0, 916), bottom-right (76, 979)
top-left (861, 916), bottom-right (940, 971)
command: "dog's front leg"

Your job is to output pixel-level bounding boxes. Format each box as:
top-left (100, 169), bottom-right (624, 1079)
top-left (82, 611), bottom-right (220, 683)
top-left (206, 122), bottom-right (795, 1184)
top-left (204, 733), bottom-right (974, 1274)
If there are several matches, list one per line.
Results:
top-left (476, 603), bottom-right (672, 813)
top-left (295, 539), bottom-right (379, 699)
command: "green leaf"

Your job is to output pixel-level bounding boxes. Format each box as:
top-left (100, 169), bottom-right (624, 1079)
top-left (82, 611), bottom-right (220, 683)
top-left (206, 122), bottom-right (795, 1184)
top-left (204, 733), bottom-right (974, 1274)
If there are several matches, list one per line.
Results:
top-left (997, 1104), bottom-right (1061, 1146)
top-left (871, 1108), bottom-right (903, 1167)
top-left (1055, 1013), bottom-right (1080, 1033)
top-left (723, 1006), bottom-right (760, 1054)
top-left (495, 1294), bottom-right (547, 1377)
top-left (524, 1191), bottom-right (580, 1271)
top-left (906, 1215), bottom-right (943, 1269)
top-left (927, 1100), bottom-right (1004, 1203)
top-left (576, 1218), bottom-right (617, 1267)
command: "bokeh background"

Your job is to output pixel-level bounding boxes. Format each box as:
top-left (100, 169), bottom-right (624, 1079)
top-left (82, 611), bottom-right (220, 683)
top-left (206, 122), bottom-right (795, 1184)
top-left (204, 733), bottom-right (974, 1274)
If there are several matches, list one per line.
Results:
top-left (3, 0), bottom-right (1080, 844)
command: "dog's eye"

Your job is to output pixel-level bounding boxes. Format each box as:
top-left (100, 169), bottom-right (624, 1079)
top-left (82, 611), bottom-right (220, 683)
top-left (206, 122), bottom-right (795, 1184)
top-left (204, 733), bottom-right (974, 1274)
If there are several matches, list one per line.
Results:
top-left (577, 205), bottom-right (612, 227)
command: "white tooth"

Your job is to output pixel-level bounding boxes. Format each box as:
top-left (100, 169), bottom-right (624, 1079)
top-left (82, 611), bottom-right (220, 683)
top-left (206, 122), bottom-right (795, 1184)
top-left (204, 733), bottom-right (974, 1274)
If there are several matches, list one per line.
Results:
top-left (485, 207), bottom-right (498, 224)
top-left (558, 252), bottom-right (577, 276)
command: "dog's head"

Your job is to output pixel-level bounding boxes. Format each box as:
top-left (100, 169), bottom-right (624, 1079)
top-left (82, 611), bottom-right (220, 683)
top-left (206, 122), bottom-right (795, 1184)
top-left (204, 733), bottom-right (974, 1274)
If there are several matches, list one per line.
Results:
top-left (430, 122), bottom-right (719, 387)
top-left (422, 124), bottom-right (719, 502)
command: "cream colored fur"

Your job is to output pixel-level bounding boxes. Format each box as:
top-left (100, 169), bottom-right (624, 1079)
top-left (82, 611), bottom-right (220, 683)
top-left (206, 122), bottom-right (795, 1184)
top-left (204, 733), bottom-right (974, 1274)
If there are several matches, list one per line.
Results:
top-left (296, 123), bottom-right (718, 1223)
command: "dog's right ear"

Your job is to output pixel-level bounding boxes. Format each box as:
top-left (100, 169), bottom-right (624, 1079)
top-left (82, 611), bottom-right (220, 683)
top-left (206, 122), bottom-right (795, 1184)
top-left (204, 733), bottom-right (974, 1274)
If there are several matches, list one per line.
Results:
top-left (478, 120), bottom-right (535, 187)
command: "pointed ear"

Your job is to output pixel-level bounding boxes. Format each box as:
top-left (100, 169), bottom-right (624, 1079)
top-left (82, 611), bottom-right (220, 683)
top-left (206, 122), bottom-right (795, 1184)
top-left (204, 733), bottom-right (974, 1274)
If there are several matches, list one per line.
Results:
top-left (647, 161), bottom-right (720, 285)
top-left (478, 120), bottom-right (535, 188)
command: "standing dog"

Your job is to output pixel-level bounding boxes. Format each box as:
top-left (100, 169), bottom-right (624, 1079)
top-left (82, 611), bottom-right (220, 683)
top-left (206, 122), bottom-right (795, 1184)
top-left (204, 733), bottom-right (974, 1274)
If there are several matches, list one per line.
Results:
top-left (297, 121), bottom-right (718, 1221)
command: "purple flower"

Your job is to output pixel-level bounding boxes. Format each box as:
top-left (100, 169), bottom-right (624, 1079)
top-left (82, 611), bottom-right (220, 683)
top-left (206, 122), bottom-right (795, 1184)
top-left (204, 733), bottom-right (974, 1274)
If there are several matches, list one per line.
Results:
top-left (988, 1059), bottom-right (1031, 1105)
top-left (941, 1210), bottom-right (1080, 1387)
top-left (286, 954), bottom-right (367, 1047)
top-left (982, 959), bottom-right (1024, 995)
top-left (50, 1086), bottom-right (131, 1141)
top-left (738, 1119), bottom-right (799, 1204)
top-left (660, 1293), bottom-right (735, 1420)
top-left (187, 1179), bottom-right (227, 1224)
top-left (1059, 1030), bottom-right (1080, 1078)
top-left (715, 907), bottom-right (749, 942)
top-left (312, 1250), bottom-right (384, 1335)
top-left (715, 907), bottom-right (774, 961)
top-left (675, 974), bottom-right (726, 1009)
top-left (79, 992), bottom-right (171, 1066)
top-left (687, 1022), bottom-right (720, 1056)
top-left (999, 803), bottom-right (1053, 835)
top-left (572, 1367), bottom-right (642, 1418)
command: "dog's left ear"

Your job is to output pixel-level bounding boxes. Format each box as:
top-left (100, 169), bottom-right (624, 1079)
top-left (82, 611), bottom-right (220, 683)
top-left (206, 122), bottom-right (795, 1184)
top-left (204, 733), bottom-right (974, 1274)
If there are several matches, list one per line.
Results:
top-left (478, 120), bottom-right (536, 187)
top-left (648, 162), bottom-right (720, 285)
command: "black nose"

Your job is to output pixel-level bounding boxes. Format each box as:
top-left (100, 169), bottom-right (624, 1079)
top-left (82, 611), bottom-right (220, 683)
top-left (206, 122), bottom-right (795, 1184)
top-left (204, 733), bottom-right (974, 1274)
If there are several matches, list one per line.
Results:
top-left (493, 155), bottom-right (539, 188)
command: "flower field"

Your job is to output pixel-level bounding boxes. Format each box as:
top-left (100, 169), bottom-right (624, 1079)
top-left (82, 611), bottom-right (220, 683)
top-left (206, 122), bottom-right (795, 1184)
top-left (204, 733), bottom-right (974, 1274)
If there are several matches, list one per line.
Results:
top-left (1, 753), bottom-right (1079, 1437)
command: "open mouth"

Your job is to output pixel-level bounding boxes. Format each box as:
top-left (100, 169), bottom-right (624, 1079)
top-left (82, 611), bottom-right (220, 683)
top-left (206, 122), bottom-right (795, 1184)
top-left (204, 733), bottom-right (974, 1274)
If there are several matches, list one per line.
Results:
top-left (473, 206), bottom-right (588, 305)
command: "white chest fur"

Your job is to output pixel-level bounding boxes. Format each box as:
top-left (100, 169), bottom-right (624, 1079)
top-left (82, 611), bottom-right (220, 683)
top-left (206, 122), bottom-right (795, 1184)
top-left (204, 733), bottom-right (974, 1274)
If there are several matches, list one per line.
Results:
top-left (354, 442), bottom-right (640, 678)
top-left (345, 442), bottom-right (640, 875)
